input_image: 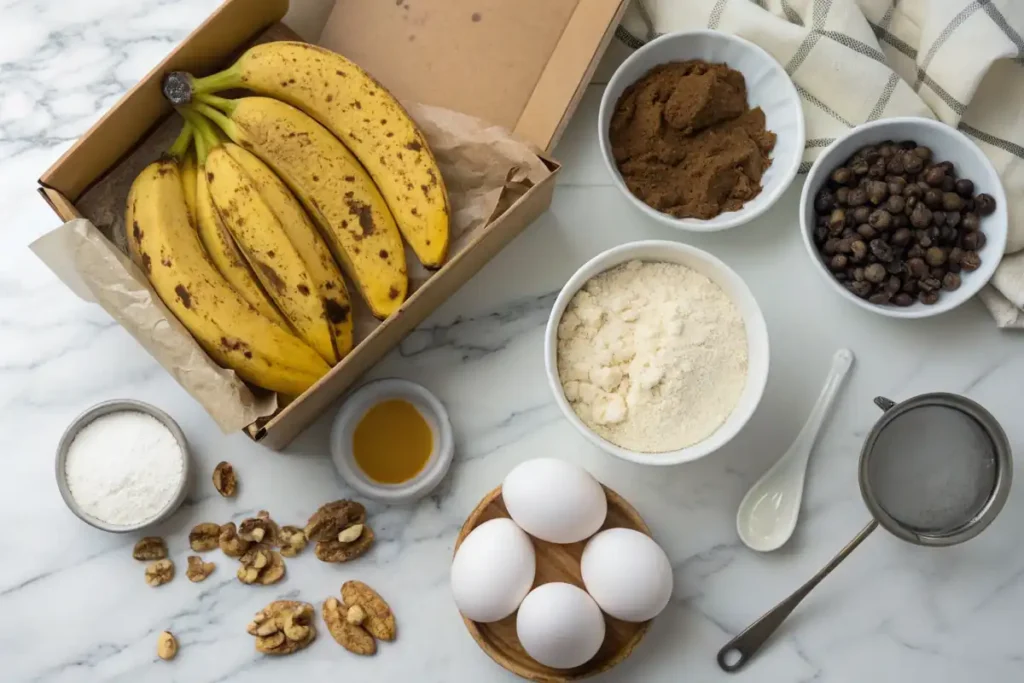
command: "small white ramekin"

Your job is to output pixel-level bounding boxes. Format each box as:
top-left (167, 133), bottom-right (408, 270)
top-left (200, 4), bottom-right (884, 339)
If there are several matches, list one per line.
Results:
top-left (598, 30), bottom-right (805, 232)
top-left (800, 117), bottom-right (1008, 319)
top-left (544, 241), bottom-right (770, 466)
top-left (330, 378), bottom-right (454, 504)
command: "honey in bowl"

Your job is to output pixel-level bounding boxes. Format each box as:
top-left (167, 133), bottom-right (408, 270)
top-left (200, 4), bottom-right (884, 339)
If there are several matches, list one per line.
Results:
top-left (352, 399), bottom-right (433, 484)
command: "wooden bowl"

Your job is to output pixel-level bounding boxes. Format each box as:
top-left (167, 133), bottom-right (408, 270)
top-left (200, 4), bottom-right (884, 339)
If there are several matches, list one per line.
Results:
top-left (454, 485), bottom-right (651, 682)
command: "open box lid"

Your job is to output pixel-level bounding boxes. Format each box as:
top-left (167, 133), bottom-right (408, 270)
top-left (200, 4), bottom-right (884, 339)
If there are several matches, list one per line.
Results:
top-left (39, 0), bottom-right (627, 202)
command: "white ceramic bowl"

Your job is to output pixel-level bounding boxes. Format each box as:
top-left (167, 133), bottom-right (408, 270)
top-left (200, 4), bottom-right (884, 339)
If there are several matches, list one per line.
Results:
top-left (330, 378), bottom-right (454, 504)
top-left (598, 30), bottom-right (804, 232)
top-left (544, 241), bottom-right (770, 465)
top-left (800, 117), bottom-right (1008, 319)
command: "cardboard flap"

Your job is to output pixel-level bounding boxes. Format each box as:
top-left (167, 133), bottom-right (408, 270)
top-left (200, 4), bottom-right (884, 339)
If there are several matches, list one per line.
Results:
top-left (320, 0), bottom-right (626, 152)
top-left (39, 0), bottom-right (289, 201)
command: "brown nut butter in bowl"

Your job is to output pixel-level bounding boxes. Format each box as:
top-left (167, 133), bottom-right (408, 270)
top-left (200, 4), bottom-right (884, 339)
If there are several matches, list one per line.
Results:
top-left (610, 60), bottom-right (776, 220)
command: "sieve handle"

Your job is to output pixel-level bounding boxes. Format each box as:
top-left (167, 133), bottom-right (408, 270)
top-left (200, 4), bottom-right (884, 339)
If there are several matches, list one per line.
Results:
top-left (716, 519), bottom-right (879, 673)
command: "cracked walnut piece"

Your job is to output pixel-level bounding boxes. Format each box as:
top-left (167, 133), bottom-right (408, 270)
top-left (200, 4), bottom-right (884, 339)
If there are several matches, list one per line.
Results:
top-left (219, 522), bottom-right (251, 558)
top-left (279, 526), bottom-right (307, 558)
top-left (212, 461), bottom-right (237, 497)
top-left (189, 522), bottom-right (221, 552)
top-left (323, 581), bottom-right (396, 655)
top-left (315, 524), bottom-right (375, 563)
top-left (247, 601), bottom-right (316, 655)
top-left (342, 581), bottom-right (396, 641)
top-left (237, 546), bottom-right (286, 585)
top-left (132, 537), bottom-right (167, 561)
top-left (239, 511), bottom-right (279, 546)
top-left (157, 631), bottom-right (177, 660)
top-left (186, 555), bottom-right (216, 582)
top-left (145, 559), bottom-right (174, 587)
top-left (304, 500), bottom-right (366, 542)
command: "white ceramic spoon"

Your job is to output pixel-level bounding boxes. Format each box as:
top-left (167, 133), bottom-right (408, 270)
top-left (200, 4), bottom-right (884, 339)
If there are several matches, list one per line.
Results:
top-left (736, 348), bottom-right (855, 552)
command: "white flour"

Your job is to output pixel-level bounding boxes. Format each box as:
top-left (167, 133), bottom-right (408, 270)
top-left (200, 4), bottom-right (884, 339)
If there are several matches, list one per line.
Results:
top-left (557, 260), bottom-right (748, 453)
top-left (64, 411), bottom-right (184, 525)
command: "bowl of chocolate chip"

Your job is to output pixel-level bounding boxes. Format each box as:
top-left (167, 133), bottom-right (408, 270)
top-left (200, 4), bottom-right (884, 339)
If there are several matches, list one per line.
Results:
top-left (801, 117), bottom-right (1007, 318)
top-left (599, 30), bottom-right (804, 232)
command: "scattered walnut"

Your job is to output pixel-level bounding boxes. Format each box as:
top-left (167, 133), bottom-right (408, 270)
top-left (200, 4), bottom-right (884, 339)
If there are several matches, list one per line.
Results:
top-left (323, 596), bottom-right (376, 655)
top-left (323, 581), bottom-right (396, 655)
top-left (304, 500), bottom-right (366, 542)
top-left (212, 461), bottom-right (237, 497)
top-left (279, 526), bottom-right (307, 557)
top-left (237, 546), bottom-right (286, 585)
top-left (189, 523), bottom-right (221, 552)
top-left (157, 631), bottom-right (178, 660)
top-left (186, 555), bottom-right (215, 582)
top-left (247, 601), bottom-right (316, 655)
top-left (341, 581), bottom-right (396, 641)
top-left (145, 559), bottom-right (175, 587)
top-left (239, 512), bottom-right (279, 546)
top-left (218, 522), bottom-right (251, 558)
top-left (315, 524), bottom-right (375, 563)
top-left (132, 537), bottom-right (167, 561)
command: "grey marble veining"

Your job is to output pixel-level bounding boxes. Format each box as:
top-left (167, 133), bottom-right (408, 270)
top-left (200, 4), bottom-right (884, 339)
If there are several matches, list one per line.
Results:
top-left (2, 2), bottom-right (1024, 682)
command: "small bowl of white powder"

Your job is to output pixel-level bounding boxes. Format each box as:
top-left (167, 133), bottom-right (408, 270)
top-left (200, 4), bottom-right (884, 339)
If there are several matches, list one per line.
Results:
top-left (56, 400), bottom-right (189, 532)
top-left (545, 241), bottom-right (769, 465)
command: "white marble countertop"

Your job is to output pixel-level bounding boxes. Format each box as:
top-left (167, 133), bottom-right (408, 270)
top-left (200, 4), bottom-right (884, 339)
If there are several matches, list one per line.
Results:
top-left (3, 2), bottom-right (1024, 682)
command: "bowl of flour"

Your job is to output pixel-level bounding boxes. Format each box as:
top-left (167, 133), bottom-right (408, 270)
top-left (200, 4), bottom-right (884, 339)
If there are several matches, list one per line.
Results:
top-left (56, 400), bottom-right (190, 532)
top-left (545, 241), bottom-right (769, 465)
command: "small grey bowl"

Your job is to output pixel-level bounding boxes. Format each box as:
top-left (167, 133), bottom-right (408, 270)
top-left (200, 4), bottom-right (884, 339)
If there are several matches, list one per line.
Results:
top-left (56, 399), bottom-right (190, 533)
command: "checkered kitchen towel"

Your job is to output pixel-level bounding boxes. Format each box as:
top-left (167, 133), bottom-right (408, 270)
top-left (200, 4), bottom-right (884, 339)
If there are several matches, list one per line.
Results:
top-left (618, 0), bottom-right (1024, 328)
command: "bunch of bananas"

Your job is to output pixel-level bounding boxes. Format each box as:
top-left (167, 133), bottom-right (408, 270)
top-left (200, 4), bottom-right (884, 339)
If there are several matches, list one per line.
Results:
top-left (127, 42), bottom-right (450, 396)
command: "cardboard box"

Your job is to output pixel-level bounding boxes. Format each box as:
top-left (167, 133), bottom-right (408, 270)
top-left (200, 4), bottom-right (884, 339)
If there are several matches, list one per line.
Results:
top-left (36, 0), bottom-right (626, 449)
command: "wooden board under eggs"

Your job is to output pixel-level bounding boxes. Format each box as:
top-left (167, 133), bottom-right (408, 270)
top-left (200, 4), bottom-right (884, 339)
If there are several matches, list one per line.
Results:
top-left (454, 485), bottom-right (651, 682)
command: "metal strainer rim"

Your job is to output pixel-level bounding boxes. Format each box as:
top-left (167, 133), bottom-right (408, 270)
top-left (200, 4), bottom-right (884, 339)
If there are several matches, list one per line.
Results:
top-left (858, 392), bottom-right (1012, 547)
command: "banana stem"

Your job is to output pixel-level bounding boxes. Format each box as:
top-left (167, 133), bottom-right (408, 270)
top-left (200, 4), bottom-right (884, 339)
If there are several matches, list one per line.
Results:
top-left (191, 100), bottom-right (239, 142)
top-left (194, 93), bottom-right (238, 116)
top-left (189, 65), bottom-right (244, 97)
top-left (166, 121), bottom-right (193, 160)
top-left (176, 108), bottom-right (210, 165)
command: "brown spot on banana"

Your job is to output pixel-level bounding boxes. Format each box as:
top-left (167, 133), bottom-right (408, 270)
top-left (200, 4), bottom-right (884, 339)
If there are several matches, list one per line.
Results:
top-left (297, 284), bottom-right (310, 296)
top-left (141, 253), bottom-right (152, 273)
top-left (175, 284), bottom-right (191, 308)
top-left (255, 260), bottom-right (287, 293)
top-left (324, 299), bottom-right (350, 324)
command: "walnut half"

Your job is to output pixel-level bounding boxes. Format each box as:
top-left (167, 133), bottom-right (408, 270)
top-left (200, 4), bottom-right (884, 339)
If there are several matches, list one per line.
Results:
top-left (218, 522), bottom-right (251, 558)
top-left (314, 524), bottom-right (375, 563)
top-left (237, 546), bottom-right (285, 585)
top-left (279, 526), bottom-right (307, 558)
top-left (132, 537), bottom-right (167, 561)
top-left (247, 601), bottom-right (316, 655)
top-left (212, 461), bottom-right (237, 497)
top-left (186, 556), bottom-right (215, 582)
top-left (239, 511), bottom-right (279, 546)
top-left (322, 581), bottom-right (396, 656)
top-left (189, 523), bottom-right (221, 552)
top-left (304, 500), bottom-right (366, 542)
top-left (145, 559), bottom-right (174, 587)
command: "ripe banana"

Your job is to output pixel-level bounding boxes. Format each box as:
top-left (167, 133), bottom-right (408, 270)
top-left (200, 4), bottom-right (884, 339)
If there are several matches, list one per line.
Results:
top-left (191, 116), bottom-right (339, 365)
top-left (170, 41), bottom-right (450, 268)
top-left (193, 96), bottom-right (408, 319)
top-left (223, 141), bottom-right (354, 359)
top-left (125, 157), bottom-right (330, 396)
top-left (180, 149), bottom-right (198, 224)
top-left (191, 120), bottom-right (287, 327)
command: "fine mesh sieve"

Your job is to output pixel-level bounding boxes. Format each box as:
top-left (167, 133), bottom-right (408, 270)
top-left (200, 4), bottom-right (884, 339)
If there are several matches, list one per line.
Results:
top-left (718, 392), bottom-right (1012, 672)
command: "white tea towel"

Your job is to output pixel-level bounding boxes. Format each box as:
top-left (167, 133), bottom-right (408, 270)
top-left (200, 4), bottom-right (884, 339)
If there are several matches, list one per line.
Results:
top-left (617, 0), bottom-right (1024, 328)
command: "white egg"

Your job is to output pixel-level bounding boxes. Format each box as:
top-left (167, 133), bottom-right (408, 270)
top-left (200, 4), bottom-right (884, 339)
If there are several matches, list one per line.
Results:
top-left (581, 528), bottom-right (673, 622)
top-left (501, 458), bottom-right (607, 543)
top-left (516, 582), bottom-right (605, 669)
top-left (451, 518), bottom-right (536, 623)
